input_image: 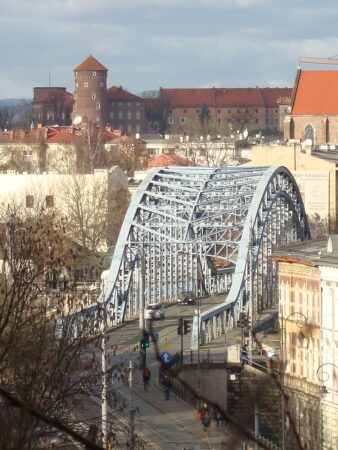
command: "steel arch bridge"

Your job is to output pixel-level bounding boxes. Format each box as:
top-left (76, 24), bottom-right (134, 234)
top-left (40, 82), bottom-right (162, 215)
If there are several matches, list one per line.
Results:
top-left (103, 166), bottom-right (310, 343)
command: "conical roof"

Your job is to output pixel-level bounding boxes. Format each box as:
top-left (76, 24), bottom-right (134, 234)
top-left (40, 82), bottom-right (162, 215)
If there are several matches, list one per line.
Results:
top-left (74, 55), bottom-right (108, 72)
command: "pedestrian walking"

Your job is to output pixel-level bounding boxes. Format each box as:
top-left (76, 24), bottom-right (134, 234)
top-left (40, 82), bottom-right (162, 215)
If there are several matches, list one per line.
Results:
top-left (163, 376), bottom-right (172, 400)
top-left (143, 366), bottom-right (151, 392)
top-left (201, 412), bottom-right (211, 435)
top-left (240, 344), bottom-right (248, 366)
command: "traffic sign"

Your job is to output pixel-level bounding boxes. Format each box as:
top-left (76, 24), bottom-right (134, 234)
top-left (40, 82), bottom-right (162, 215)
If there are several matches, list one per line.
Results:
top-left (162, 341), bottom-right (170, 351)
top-left (160, 351), bottom-right (172, 364)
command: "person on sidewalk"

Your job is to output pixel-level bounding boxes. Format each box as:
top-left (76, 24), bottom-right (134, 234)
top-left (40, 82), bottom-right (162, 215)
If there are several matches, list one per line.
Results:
top-left (163, 376), bottom-right (172, 400)
top-left (201, 412), bottom-right (211, 435)
top-left (143, 366), bottom-right (151, 392)
top-left (240, 344), bottom-right (248, 367)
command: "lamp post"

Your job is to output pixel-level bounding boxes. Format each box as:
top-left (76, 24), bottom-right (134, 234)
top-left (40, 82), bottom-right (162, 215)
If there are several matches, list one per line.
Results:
top-left (280, 308), bottom-right (308, 450)
top-left (100, 278), bottom-right (108, 448)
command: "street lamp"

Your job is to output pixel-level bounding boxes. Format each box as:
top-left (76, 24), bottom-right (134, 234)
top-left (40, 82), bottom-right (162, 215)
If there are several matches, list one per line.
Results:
top-left (280, 309), bottom-right (308, 450)
top-left (316, 362), bottom-right (338, 392)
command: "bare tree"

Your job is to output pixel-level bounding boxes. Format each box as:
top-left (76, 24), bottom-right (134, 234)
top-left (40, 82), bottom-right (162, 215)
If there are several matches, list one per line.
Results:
top-left (60, 174), bottom-right (108, 254)
top-left (76, 123), bottom-right (106, 174)
top-left (0, 106), bottom-right (16, 131)
top-left (107, 137), bottom-right (149, 176)
top-left (0, 208), bottom-right (100, 448)
top-left (143, 90), bottom-right (170, 135)
top-left (175, 120), bottom-right (238, 167)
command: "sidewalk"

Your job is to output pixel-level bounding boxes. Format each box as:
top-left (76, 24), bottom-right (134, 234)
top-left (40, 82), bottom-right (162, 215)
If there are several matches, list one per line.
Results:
top-left (133, 371), bottom-right (237, 450)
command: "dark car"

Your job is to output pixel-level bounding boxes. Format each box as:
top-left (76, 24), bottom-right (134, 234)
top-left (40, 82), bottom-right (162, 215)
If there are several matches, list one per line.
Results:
top-left (177, 291), bottom-right (196, 305)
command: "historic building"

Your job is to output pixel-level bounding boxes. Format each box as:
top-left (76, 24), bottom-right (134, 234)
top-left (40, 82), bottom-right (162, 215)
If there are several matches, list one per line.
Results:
top-left (284, 69), bottom-right (338, 145)
top-left (273, 237), bottom-right (338, 450)
top-left (32, 87), bottom-right (73, 126)
top-left (33, 55), bottom-right (149, 135)
top-left (160, 87), bottom-right (292, 135)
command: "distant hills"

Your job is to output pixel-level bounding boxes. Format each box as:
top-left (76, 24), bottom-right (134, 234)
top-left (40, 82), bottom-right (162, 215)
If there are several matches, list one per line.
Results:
top-left (0, 99), bottom-right (31, 107)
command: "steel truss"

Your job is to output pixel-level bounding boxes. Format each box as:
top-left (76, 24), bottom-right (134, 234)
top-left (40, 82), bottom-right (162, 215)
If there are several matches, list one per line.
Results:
top-left (102, 166), bottom-right (310, 343)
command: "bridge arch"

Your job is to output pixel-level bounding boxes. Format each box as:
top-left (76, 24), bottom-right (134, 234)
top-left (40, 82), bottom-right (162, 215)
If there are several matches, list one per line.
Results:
top-left (103, 166), bottom-right (310, 336)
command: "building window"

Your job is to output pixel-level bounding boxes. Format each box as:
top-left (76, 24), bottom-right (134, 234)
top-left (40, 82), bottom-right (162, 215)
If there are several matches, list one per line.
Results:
top-left (228, 110), bottom-right (231, 114)
top-left (127, 111), bottom-right (132, 120)
top-left (96, 102), bottom-right (100, 110)
top-left (75, 71), bottom-right (78, 77)
top-left (218, 109), bottom-right (221, 113)
top-left (118, 111), bottom-right (123, 119)
top-left (136, 102), bottom-right (141, 106)
top-left (136, 111), bottom-right (141, 120)
top-left (23, 150), bottom-right (32, 161)
top-left (136, 124), bottom-right (141, 132)
top-left (92, 93), bottom-right (96, 99)
top-left (168, 116), bottom-right (174, 124)
top-left (183, 109), bottom-right (187, 113)
top-left (46, 195), bottom-right (54, 208)
top-left (180, 117), bottom-right (185, 124)
top-left (109, 111), bottom-right (115, 119)
top-left (196, 109), bottom-right (200, 113)
top-left (255, 118), bottom-right (259, 123)
top-left (26, 195), bottom-right (34, 208)
top-left (217, 118), bottom-right (221, 123)
top-left (237, 109), bottom-right (241, 113)
top-left (127, 124), bottom-right (132, 133)
top-left (76, 82), bottom-right (78, 88)
top-left (100, 82), bottom-right (104, 87)
top-left (255, 109), bottom-right (258, 113)
top-left (84, 82), bottom-right (88, 87)
top-left (118, 102), bottom-right (123, 106)
top-left (127, 102), bottom-right (131, 106)
top-left (93, 71), bottom-right (96, 76)
top-left (199, 148), bottom-right (206, 156)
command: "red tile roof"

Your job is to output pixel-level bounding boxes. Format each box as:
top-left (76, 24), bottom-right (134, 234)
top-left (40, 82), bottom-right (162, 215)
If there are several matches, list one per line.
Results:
top-left (291, 70), bottom-right (338, 115)
top-left (161, 87), bottom-right (292, 108)
top-left (106, 86), bottom-right (143, 102)
top-left (74, 55), bottom-right (108, 72)
top-left (148, 153), bottom-right (192, 167)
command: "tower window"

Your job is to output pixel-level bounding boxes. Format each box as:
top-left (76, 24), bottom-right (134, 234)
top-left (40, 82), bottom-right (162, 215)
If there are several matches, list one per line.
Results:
top-left (92, 93), bottom-right (96, 99)
top-left (84, 82), bottom-right (88, 87)
top-left (93, 71), bottom-right (96, 76)
top-left (100, 82), bottom-right (103, 87)
top-left (96, 102), bottom-right (100, 110)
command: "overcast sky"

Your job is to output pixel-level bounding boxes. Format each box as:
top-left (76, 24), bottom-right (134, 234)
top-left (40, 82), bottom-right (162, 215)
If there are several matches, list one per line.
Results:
top-left (1, 0), bottom-right (338, 98)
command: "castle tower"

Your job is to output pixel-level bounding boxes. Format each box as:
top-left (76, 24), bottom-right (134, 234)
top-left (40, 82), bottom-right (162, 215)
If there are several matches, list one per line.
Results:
top-left (73, 55), bottom-right (108, 126)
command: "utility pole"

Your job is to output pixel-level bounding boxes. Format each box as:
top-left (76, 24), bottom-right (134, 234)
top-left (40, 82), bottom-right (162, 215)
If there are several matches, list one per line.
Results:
top-left (254, 403), bottom-right (259, 450)
top-left (128, 360), bottom-right (135, 449)
top-left (139, 243), bottom-right (146, 368)
top-left (180, 317), bottom-right (184, 363)
top-left (101, 281), bottom-right (108, 448)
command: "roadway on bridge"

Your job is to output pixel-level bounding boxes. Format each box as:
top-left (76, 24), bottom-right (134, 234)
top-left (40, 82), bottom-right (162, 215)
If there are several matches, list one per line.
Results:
top-left (77, 294), bottom-right (242, 449)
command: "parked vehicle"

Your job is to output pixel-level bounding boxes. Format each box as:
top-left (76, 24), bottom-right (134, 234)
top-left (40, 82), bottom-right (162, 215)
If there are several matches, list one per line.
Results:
top-left (177, 291), bottom-right (196, 305)
top-left (144, 304), bottom-right (165, 320)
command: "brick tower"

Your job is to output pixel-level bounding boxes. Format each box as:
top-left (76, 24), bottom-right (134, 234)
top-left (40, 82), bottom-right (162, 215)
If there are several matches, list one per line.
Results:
top-left (73, 55), bottom-right (108, 126)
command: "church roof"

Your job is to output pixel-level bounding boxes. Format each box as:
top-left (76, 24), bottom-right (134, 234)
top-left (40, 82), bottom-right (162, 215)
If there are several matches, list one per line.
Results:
top-left (74, 55), bottom-right (108, 72)
top-left (291, 70), bottom-right (338, 115)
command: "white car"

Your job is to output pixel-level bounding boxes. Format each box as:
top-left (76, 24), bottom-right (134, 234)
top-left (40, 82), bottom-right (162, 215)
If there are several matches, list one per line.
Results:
top-left (144, 304), bottom-right (165, 320)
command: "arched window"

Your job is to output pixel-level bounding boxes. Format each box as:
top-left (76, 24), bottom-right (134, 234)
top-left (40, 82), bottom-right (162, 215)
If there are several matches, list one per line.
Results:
top-left (304, 124), bottom-right (315, 142)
